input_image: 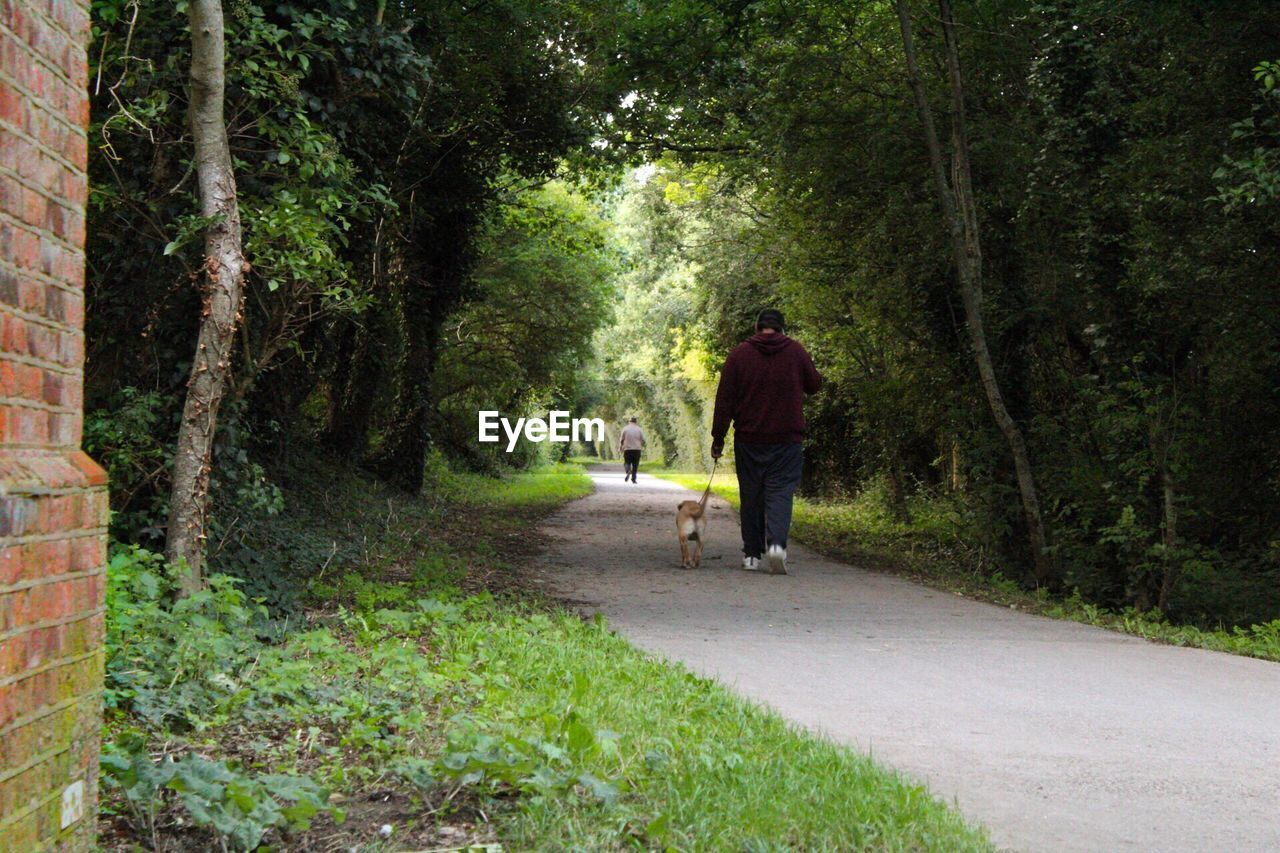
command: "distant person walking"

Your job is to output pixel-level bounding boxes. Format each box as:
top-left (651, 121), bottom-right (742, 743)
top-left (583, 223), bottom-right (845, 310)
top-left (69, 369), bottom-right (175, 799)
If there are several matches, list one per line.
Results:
top-left (619, 417), bottom-right (645, 483)
top-left (711, 309), bottom-right (822, 574)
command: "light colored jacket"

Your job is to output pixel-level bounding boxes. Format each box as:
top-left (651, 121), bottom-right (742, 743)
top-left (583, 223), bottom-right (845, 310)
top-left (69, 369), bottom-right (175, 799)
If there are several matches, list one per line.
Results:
top-left (619, 423), bottom-right (645, 452)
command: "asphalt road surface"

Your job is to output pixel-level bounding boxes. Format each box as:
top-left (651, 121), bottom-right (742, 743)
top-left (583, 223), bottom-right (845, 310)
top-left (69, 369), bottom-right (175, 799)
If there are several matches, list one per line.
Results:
top-left (533, 464), bottom-right (1280, 852)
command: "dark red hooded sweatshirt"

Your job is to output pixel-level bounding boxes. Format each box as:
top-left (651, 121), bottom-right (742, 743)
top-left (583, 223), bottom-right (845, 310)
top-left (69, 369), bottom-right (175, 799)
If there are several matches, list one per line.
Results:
top-left (711, 332), bottom-right (822, 446)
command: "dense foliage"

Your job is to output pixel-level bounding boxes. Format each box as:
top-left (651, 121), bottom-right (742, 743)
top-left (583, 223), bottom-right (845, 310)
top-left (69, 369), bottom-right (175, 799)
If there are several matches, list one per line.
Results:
top-left (78, 6), bottom-right (1280, 850)
top-left (85, 0), bottom-right (1280, 628)
top-left (87, 0), bottom-right (620, 559)
top-left (589, 1), bottom-right (1280, 627)
top-left (81, 4), bottom-right (1280, 847)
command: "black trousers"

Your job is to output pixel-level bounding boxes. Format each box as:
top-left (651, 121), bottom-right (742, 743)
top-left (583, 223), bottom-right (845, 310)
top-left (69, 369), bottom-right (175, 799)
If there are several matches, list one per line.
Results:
top-left (734, 441), bottom-right (803, 557)
top-left (623, 449), bottom-right (641, 480)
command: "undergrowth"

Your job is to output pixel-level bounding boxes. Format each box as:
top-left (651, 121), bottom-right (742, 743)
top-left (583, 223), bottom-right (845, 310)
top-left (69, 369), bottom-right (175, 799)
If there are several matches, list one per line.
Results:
top-left (650, 468), bottom-right (1280, 663)
top-left (101, 459), bottom-right (987, 851)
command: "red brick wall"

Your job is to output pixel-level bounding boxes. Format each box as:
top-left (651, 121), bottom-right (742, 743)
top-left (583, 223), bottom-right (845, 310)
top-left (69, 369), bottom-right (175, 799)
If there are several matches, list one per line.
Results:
top-left (0, 0), bottom-right (105, 848)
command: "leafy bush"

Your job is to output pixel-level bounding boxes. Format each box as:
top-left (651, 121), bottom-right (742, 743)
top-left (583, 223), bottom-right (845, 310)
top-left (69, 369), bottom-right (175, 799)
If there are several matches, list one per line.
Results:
top-left (102, 545), bottom-right (463, 847)
top-left (435, 670), bottom-right (622, 805)
top-left (436, 725), bottom-right (619, 804)
top-left (84, 389), bottom-right (171, 545)
top-left (105, 546), bottom-right (268, 728)
top-left (102, 734), bottom-right (337, 851)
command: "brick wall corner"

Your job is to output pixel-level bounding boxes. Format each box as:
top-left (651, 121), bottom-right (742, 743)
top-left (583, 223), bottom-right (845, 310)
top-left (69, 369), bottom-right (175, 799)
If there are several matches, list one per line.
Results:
top-left (1, 0), bottom-right (103, 848)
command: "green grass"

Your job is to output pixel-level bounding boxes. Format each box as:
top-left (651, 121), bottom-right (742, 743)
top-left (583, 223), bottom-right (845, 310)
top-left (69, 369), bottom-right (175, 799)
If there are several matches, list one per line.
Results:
top-left (435, 463), bottom-right (986, 848)
top-left (447, 606), bottom-right (988, 851)
top-left (102, 459), bottom-right (990, 851)
top-left (648, 467), bottom-right (1280, 663)
top-left (442, 461), bottom-right (594, 508)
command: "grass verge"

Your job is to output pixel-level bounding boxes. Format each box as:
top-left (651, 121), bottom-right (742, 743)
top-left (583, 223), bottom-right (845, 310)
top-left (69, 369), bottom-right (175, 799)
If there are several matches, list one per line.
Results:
top-left (444, 606), bottom-right (986, 851)
top-left (101, 459), bottom-right (989, 851)
top-left (649, 467), bottom-right (1280, 663)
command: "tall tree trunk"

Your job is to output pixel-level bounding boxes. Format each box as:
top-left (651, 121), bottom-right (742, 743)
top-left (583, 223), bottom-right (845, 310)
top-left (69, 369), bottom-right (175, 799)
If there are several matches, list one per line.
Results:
top-left (324, 322), bottom-right (379, 455)
top-left (886, 452), bottom-right (912, 524)
top-left (165, 0), bottom-right (247, 594)
top-left (369, 312), bottom-right (440, 492)
top-left (893, 0), bottom-right (1054, 584)
top-left (1153, 421), bottom-right (1179, 612)
top-left (1156, 466), bottom-right (1178, 611)
top-left (949, 438), bottom-right (964, 493)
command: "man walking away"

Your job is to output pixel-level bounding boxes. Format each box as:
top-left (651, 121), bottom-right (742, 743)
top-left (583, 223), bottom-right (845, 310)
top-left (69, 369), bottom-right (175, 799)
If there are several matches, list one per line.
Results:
top-left (619, 417), bottom-right (645, 483)
top-left (711, 309), bottom-right (822, 574)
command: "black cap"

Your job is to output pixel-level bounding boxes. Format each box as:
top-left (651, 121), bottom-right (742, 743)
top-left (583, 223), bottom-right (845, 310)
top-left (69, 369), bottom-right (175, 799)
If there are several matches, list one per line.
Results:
top-left (756, 309), bottom-right (785, 332)
top-left (629, 416), bottom-right (637, 422)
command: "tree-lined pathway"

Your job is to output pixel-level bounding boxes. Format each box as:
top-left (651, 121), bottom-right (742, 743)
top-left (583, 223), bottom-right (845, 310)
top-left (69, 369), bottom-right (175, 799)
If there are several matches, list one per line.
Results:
top-left (533, 465), bottom-right (1280, 852)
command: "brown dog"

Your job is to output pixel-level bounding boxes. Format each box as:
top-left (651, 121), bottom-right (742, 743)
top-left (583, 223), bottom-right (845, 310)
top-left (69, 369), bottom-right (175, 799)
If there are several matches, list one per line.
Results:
top-left (676, 482), bottom-right (712, 569)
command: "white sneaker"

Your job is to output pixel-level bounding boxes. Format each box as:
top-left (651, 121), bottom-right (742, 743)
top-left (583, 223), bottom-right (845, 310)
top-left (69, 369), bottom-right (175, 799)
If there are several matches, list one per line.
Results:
top-left (741, 556), bottom-right (760, 571)
top-left (765, 545), bottom-right (788, 575)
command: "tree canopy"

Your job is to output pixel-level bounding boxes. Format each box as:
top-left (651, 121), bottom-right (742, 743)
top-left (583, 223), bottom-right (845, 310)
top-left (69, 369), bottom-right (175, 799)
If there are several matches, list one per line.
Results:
top-left (86, 0), bottom-right (1280, 626)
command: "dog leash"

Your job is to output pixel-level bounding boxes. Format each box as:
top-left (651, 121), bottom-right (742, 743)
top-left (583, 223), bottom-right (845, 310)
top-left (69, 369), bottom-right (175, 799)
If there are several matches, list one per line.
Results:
top-left (699, 457), bottom-right (719, 507)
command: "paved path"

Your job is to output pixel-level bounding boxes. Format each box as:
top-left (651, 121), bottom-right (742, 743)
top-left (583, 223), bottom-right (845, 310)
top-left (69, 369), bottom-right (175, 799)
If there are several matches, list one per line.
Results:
top-left (534, 465), bottom-right (1280, 852)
